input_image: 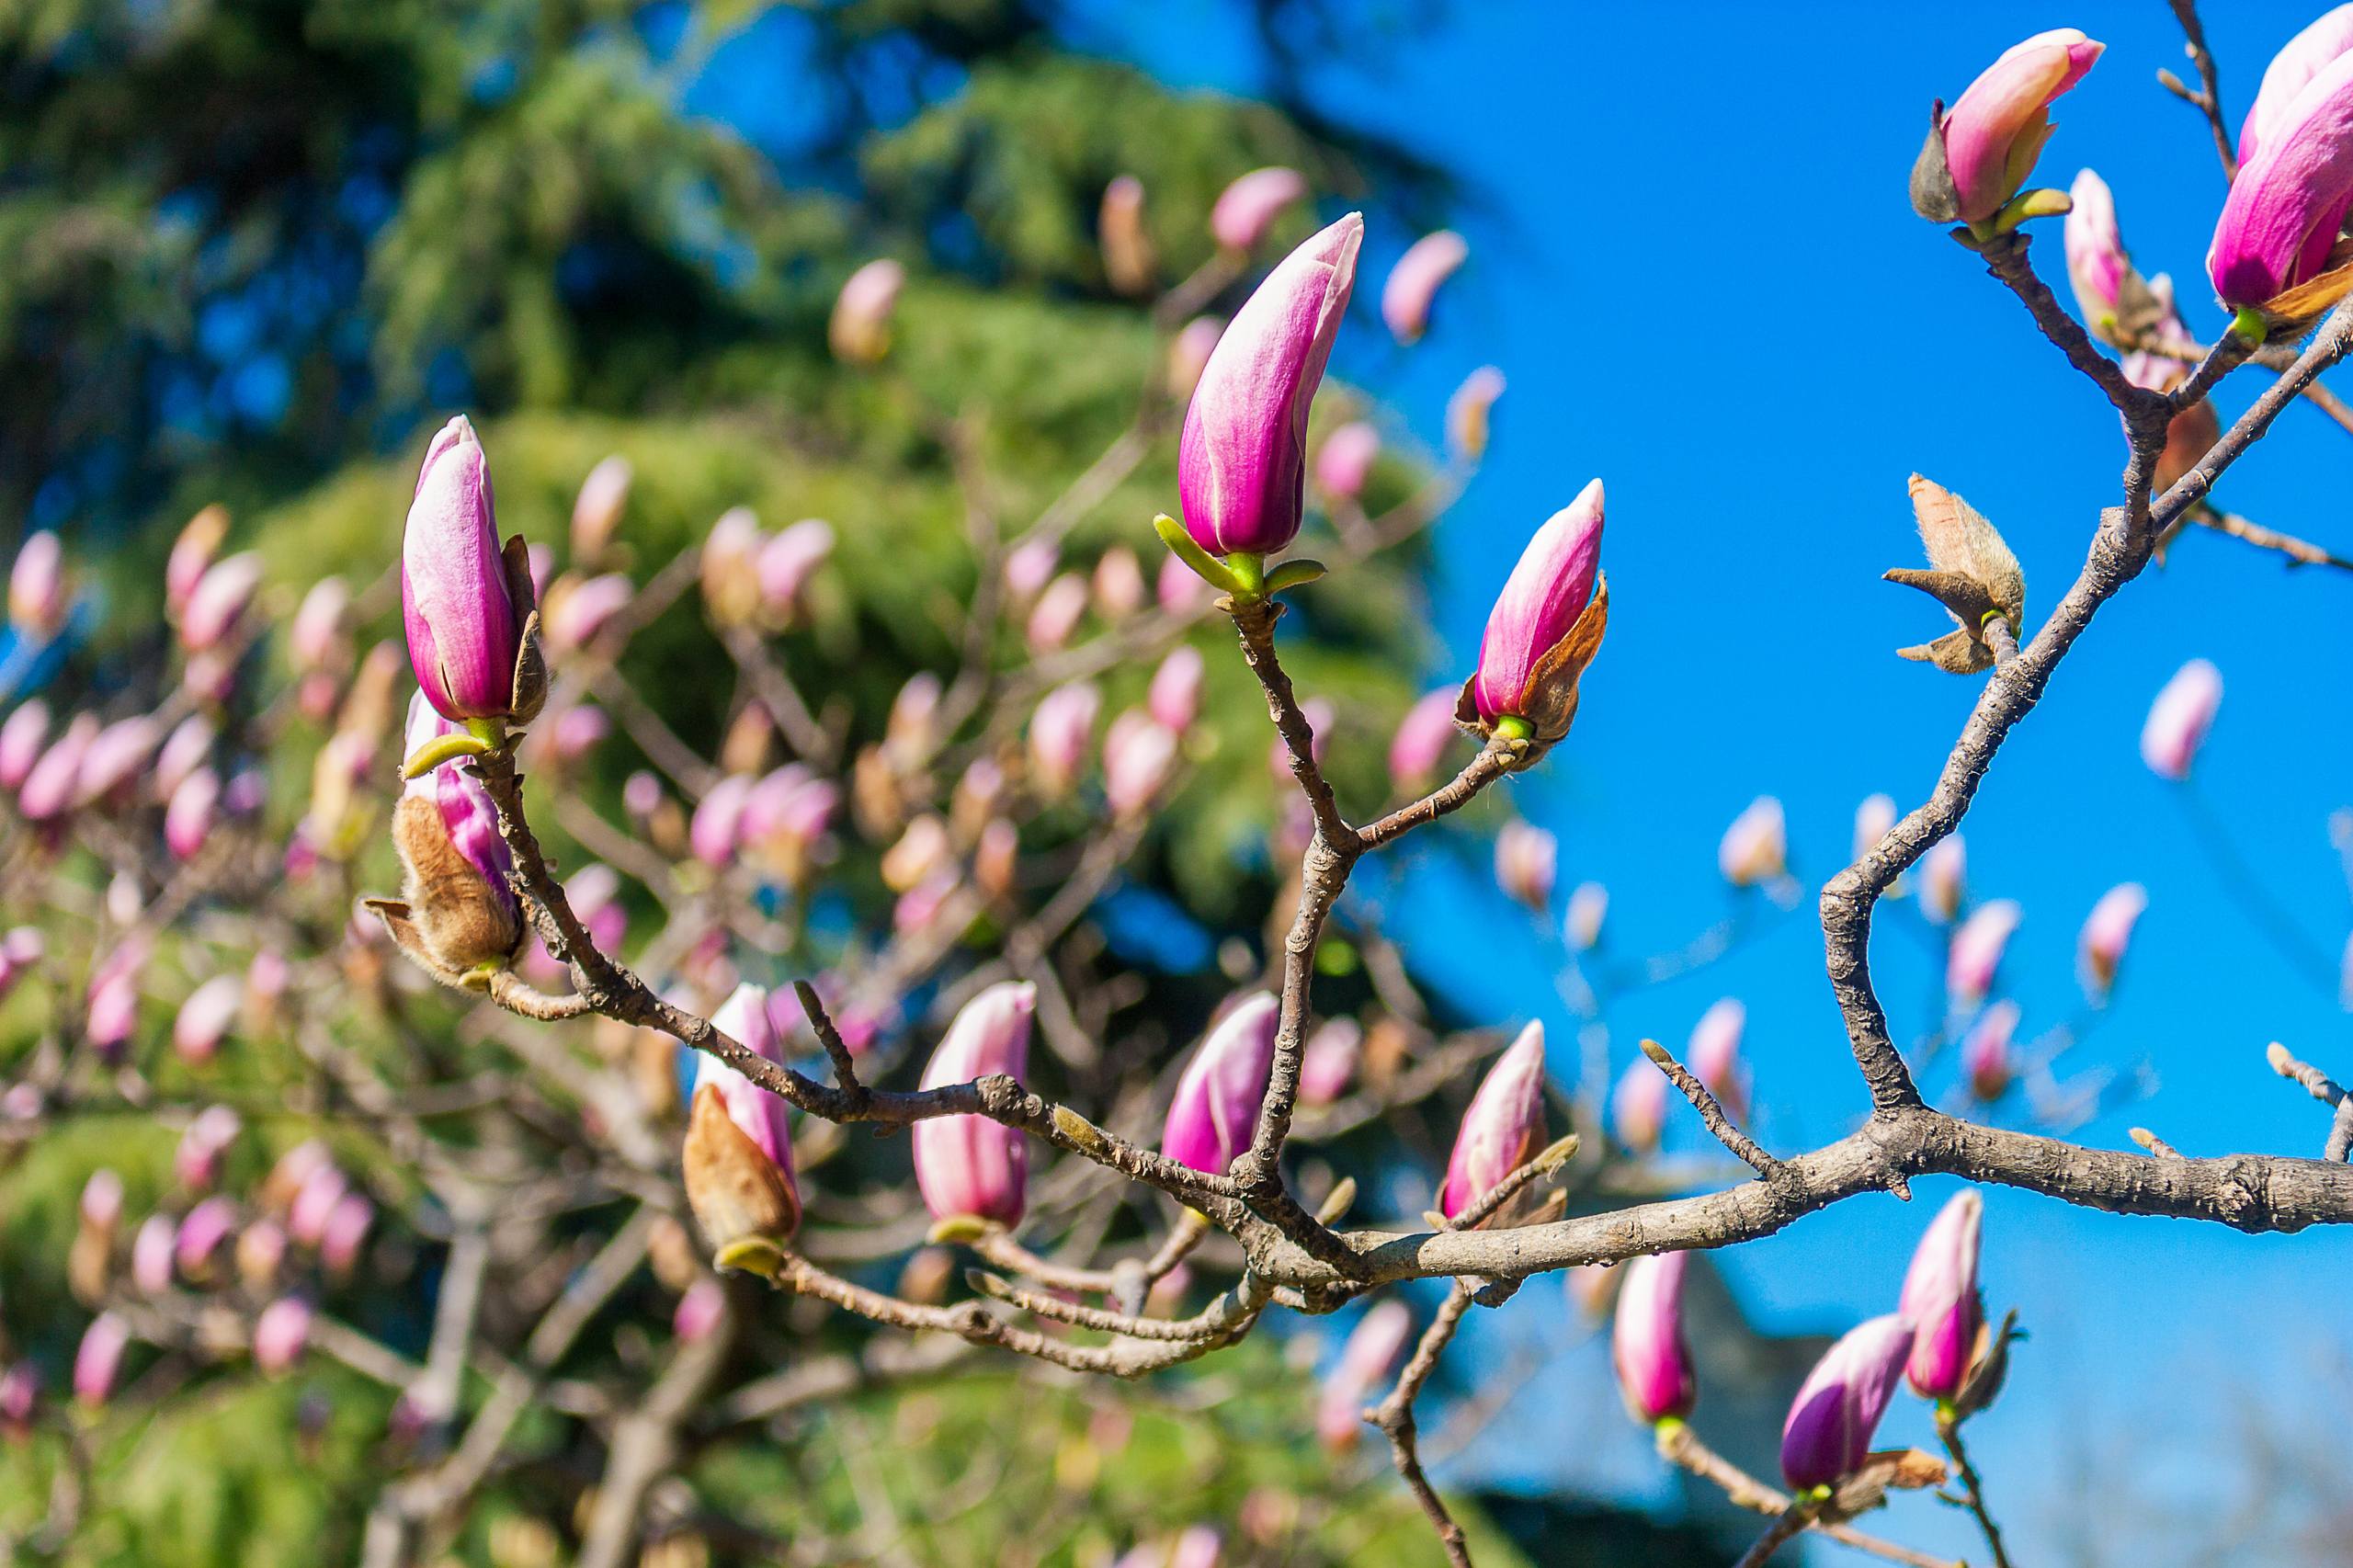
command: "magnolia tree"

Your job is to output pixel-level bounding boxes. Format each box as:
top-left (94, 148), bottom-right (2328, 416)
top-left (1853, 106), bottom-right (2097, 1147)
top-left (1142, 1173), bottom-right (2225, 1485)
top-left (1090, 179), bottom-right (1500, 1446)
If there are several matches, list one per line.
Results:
top-left (14, 10), bottom-right (2353, 1567)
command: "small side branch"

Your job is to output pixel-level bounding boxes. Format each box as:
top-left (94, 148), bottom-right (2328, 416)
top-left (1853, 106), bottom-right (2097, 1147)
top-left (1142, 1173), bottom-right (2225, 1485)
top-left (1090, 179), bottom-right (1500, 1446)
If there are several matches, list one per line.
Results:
top-left (1640, 1039), bottom-right (1779, 1176)
top-left (1935, 1412), bottom-right (2015, 1568)
top-left (2161, 0), bottom-right (2237, 181)
top-left (1656, 1423), bottom-right (1961, 1568)
top-left (1367, 1282), bottom-right (1477, 1568)
top-left (2266, 1041), bottom-right (2353, 1161)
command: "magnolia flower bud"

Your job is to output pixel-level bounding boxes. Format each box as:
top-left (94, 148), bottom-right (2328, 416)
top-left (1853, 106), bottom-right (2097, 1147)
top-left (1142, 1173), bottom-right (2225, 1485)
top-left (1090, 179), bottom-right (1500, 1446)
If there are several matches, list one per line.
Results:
top-left (381, 692), bottom-right (523, 979)
top-left (700, 506), bottom-right (765, 628)
top-left (685, 984), bottom-right (801, 1268)
top-left (1103, 710), bottom-right (1180, 819)
top-left (1898, 1190), bottom-right (1984, 1401)
top-left (2063, 168), bottom-right (2128, 324)
top-left (0, 701), bottom-right (49, 790)
top-left (81, 1168), bottom-right (124, 1233)
top-left (403, 417), bottom-right (535, 723)
top-left (1493, 821), bottom-right (1557, 913)
top-left (1314, 1300), bottom-right (1412, 1451)
top-left (176, 1104), bottom-right (240, 1191)
top-left (1177, 214), bottom-right (1360, 562)
top-left (1611, 1056), bottom-right (1666, 1154)
top-left (1947, 900), bottom-right (2021, 1005)
top-left (0, 927), bottom-right (41, 1003)
top-left (18, 712), bottom-right (96, 823)
top-left (689, 773), bottom-right (753, 869)
top-left (85, 939), bottom-right (145, 1062)
top-left (540, 572), bottom-right (633, 654)
top-left (1922, 835), bottom-right (1966, 924)
top-left (321, 1191), bottom-right (374, 1278)
top-left (2211, 47), bottom-right (2353, 314)
top-left (1718, 797), bottom-right (1787, 888)
top-left (1028, 681), bottom-right (1100, 800)
top-left (1099, 174), bottom-right (1156, 295)
top-left (975, 818), bottom-right (1020, 901)
top-left (75, 716), bottom-right (158, 808)
top-left (8, 531), bottom-right (68, 639)
top-left (1148, 645), bottom-right (1206, 735)
top-left (1026, 572), bottom-right (1089, 653)
top-left (253, 1295), bottom-right (313, 1377)
top-left (74, 1312), bottom-right (131, 1408)
top-left (571, 455), bottom-right (632, 562)
top-left (881, 814), bottom-right (953, 894)
top-left (1387, 688), bottom-right (1458, 793)
top-left (1163, 993), bottom-right (1279, 1175)
top-left (1781, 1314), bottom-right (1916, 1492)
top-left (2141, 658), bottom-right (2222, 780)
top-left (1853, 793), bottom-right (1897, 865)
top-left (1439, 1021), bottom-right (1547, 1222)
top-left (1299, 1018), bottom-right (1361, 1107)
top-left (1466, 482), bottom-right (1607, 755)
top-left (236, 1220), bottom-right (287, 1291)
top-left (1093, 546), bottom-right (1147, 618)
top-left (830, 259), bottom-right (904, 364)
top-left (1688, 999), bottom-right (1749, 1122)
top-left (161, 768), bottom-right (218, 864)
top-left (1446, 366), bottom-right (1505, 463)
top-left (2078, 882), bottom-right (2147, 998)
top-left (1612, 1252), bottom-right (1697, 1425)
top-left (1910, 29), bottom-right (2103, 225)
top-left (153, 713), bottom-right (215, 801)
top-left (176, 1196), bottom-right (236, 1281)
top-left (1313, 420), bottom-right (1380, 505)
top-left (1961, 1000), bottom-right (2018, 1102)
top-left (289, 1163), bottom-right (349, 1248)
top-left (1564, 881), bottom-right (1608, 951)
top-left (1157, 549), bottom-right (1214, 615)
top-left (131, 1213), bottom-right (175, 1294)
top-left (672, 1276), bottom-right (727, 1343)
top-left (1381, 230), bottom-right (1467, 344)
top-left (1210, 166), bottom-right (1307, 251)
top-left (912, 981), bottom-right (1036, 1226)
top-left (1165, 316), bottom-right (1223, 403)
top-left (0, 1362), bottom-right (40, 1442)
top-left (758, 520), bottom-right (835, 623)
top-left (1888, 474), bottom-right (2026, 676)
top-left (174, 974), bottom-right (243, 1065)
top-left (2244, 6), bottom-right (2353, 165)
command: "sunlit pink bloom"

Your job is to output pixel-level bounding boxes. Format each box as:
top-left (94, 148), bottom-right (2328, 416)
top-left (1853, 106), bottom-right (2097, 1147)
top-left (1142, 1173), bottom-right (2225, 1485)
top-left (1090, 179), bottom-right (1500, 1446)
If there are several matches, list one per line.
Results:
top-left (758, 520), bottom-right (835, 620)
top-left (1961, 1000), bottom-right (2018, 1101)
top-left (1472, 481), bottom-right (1604, 725)
top-left (1148, 645), bottom-right (1206, 735)
top-left (699, 985), bottom-right (799, 1178)
top-left (1494, 820), bottom-right (1557, 913)
top-left (236, 1221), bottom-right (287, 1290)
top-left (85, 943), bottom-right (146, 1062)
top-left (0, 926), bottom-right (41, 1002)
top-left (1165, 316), bottom-right (1223, 403)
top-left (1564, 881), bottom-right (1608, 952)
top-left (1446, 366), bottom-right (1506, 462)
top-left (1163, 993), bottom-right (1279, 1175)
top-left (289, 1164), bottom-right (349, 1248)
top-left (1612, 1251), bottom-right (1697, 1424)
top-left (1299, 1017), bottom-right (1361, 1106)
top-left (1948, 899), bottom-right (2022, 1005)
top-left (540, 572), bottom-right (633, 653)
top-left (2243, 6), bottom-right (2353, 166)
top-left (893, 869), bottom-right (959, 937)
top-left (289, 576), bottom-right (352, 676)
top-left (18, 712), bottom-right (97, 822)
top-left (2077, 882), bottom-right (2147, 996)
top-left (700, 506), bottom-right (765, 626)
top-left (671, 1277), bottom-right (727, 1344)
top-left (175, 1105), bottom-right (240, 1191)
top-left (1381, 230), bottom-right (1468, 343)
top-left (1103, 710), bottom-right (1181, 818)
top-left (8, 531), bottom-right (67, 638)
top-left (1093, 547), bottom-right (1148, 618)
top-left (1028, 681), bottom-right (1100, 799)
top-left (165, 508), bottom-right (228, 619)
top-left (252, 1296), bottom-right (313, 1376)
top-left (1388, 688), bottom-right (1458, 792)
top-left (2211, 47), bottom-right (2353, 306)
top-left (74, 716), bottom-right (158, 807)
top-left (1922, 835), bottom-right (1966, 924)
top-left (321, 1191), bottom-right (375, 1277)
top-left (1315, 1300), bottom-right (1413, 1450)
top-left (1612, 1057), bottom-right (1667, 1154)
top-left (1002, 539), bottom-right (1059, 605)
top-left (1933, 29), bottom-right (2104, 223)
top-left (1688, 999), bottom-right (1749, 1122)
top-left (1314, 420), bottom-right (1381, 501)
top-left (571, 454), bottom-right (632, 561)
top-left (1210, 165), bottom-right (1307, 250)
top-left (2063, 167), bottom-right (2130, 323)
top-left (1179, 215), bottom-right (1361, 558)
top-left (0, 1361), bottom-right (40, 1440)
top-left (689, 773), bottom-right (754, 868)
top-left (176, 1197), bottom-right (235, 1279)
top-left (1899, 1191), bottom-right (1984, 1401)
top-left (161, 767), bottom-right (220, 863)
top-left (1158, 550), bottom-right (1214, 615)
top-left (131, 1214), bottom-right (175, 1294)
top-left (80, 1168), bottom-right (124, 1233)
top-left (1852, 793), bottom-right (1896, 865)
top-left (2140, 658), bottom-right (2222, 780)
top-left (178, 551), bottom-right (263, 654)
top-left (74, 1312), bottom-right (131, 1408)
top-left (1026, 573), bottom-right (1090, 653)
top-left (403, 418), bottom-right (520, 721)
top-left (173, 974), bottom-right (242, 1065)
top-left (1439, 1022), bottom-right (1548, 1220)
top-left (152, 714), bottom-right (214, 801)
top-left (1718, 796), bottom-right (1787, 887)
top-left (0, 701), bottom-right (49, 790)
top-left (913, 982), bottom-right (1036, 1226)
top-left (830, 258), bottom-right (905, 363)
top-left (1781, 1314), bottom-right (1916, 1491)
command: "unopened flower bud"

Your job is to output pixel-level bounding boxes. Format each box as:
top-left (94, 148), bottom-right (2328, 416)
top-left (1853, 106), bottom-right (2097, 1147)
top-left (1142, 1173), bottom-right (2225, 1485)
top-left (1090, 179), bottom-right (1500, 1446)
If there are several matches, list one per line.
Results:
top-left (8, 531), bottom-right (68, 639)
top-left (1922, 835), bottom-right (1967, 924)
top-left (1898, 1190), bottom-right (1984, 1401)
top-left (381, 691), bottom-right (523, 978)
top-left (830, 258), bottom-right (905, 364)
top-left (1688, 999), bottom-right (1749, 1122)
top-left (403, 417), bottom-right (536, 723)
top-left (17, 713), bottom-right (97, 823)
top-left (1028, 681), bottom-right (1100, 800)
top-left (1611, 1057), bottom-right (1666, 1154)
top-left (2141, 658), bottom-right (2221, 780)
top-left (1961, 1000), bottom-right (2018, 1101)
top-left (176, 1196), bottom-right (236, 1281)
top-left (176, 1104), bottom-right (240, 1191)
top-left (321, 1191), bottom-right (374, 1278)
top-left (1381, 230), bottom-right (1467, 344)
top-left (1026, 572), bottom-right (1089, 653)
top-left (685, 984), bottom-right (801, 1269)
top-left (1853, 793), bottom-right (1896, 865)
top-left (1313, 420), bottom-right (1380, 504)
top-left (1093, 546), bottom-right (1147, 618)
top-left (74, 1312), bottom-right (131, 1408)
top-left (1166, 316), bottom-right (1223, 403)
top-left (700, 506), bottom-right (766, 628)
top-left (1210, 166), bottom-right (1307, 251)
top-left (2210, 45), bottom-right (2353, 317)
top-left (1910, 29), bottom-right (2102, 225)
top-left (1565, 881), bottom-right (1608, 951)
top-left (1781, 1313), bottom-right (1916, 1492)
top-left (1163, 993), bottom-right (1279, 1175)
top-left (1148, 645), bottom-right (1206, 735)
top-left (757, 519), bottom-right (835, 623)
top-left (1299, 1018), bottom-right (1360, 1107)
top-left (165, 506), bottom-right (230, 620)
top-left (1438, 1021), bottom-right (1547, 1222)
top-left (1103, 710), bottom-right (1180, 819)
top-left (1947, 900), bottom-right (2021, 1005)
top-left (174, 974), bottom-right (242, 1065)
top-left (1100, 175), bottom-right (1156, 295)
top-left (540, 572), bottom-right (634, 654)
top-left (1387, 688), bottom-right (1458, 793)
top-left (1445, 366), bottom-right (1505, 462)
top-left (0, 701), bottom-right (49, 790)
top-left (253, 1295), bottom-right (313, 1376)
top-left (1314, 1300), bottom-right (1412, 1451)
top-left (1494, 821), bottom-right (1556, 913)
top-left (913, 981), bottom-right (1036, 1227)
top-left (1718, 797), bottom-right (1787, 888)
top-left (2078, 882), bottom-right (2147, 998)
top-left (1466, 481), bottom-right (1607, 755)
top-left (1612, 1251), bottom-right (1697, 1425)
top-left (131, 1214), bottom-right (175, 1294)
top-left (570, 455), bottom-right (632, 562)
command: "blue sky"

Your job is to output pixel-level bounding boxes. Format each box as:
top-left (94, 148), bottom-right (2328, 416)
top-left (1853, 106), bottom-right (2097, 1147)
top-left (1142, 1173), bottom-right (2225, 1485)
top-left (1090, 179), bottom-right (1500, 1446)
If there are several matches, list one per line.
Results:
top-left (1075, 3), bottom-right (2353, 1559)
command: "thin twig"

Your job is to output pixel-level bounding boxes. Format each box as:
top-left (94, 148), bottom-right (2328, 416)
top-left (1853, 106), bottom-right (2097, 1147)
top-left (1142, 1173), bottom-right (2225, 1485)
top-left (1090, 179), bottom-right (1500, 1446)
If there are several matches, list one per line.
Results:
top-left (1655, 1423), bottom-right (1962, 1568)
top-left (1367, 1281), bottom-right (1477, 1568)
top-left (1639, 1038), bottom-right (1779, 1176)
top-left (1935, 1413), bottom-right (2014, 1568)
top-left (2162, 0), bottom-right (2237, 181)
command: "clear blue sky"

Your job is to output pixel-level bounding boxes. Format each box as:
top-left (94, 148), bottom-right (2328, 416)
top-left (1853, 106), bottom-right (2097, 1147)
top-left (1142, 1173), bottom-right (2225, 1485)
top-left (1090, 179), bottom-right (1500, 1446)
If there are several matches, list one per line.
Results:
top-left (1065, 3), bottom-right (2353, 1560)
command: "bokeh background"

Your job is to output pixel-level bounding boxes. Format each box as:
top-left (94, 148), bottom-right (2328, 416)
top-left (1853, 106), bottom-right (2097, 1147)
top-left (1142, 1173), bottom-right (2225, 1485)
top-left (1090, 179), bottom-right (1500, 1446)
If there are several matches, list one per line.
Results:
top-left (6, 2), bottom-right (2353, 1563)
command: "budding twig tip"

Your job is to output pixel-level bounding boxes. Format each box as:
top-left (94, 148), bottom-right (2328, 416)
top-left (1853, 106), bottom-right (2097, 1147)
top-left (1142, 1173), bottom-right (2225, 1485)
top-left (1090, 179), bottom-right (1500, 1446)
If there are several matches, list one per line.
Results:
top-left (1638, 1037), bottom-right (1672, 1065)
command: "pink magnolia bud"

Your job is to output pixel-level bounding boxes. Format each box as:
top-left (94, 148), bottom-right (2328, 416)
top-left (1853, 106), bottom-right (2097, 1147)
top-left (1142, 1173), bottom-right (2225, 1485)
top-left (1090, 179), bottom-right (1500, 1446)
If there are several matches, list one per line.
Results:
top-left (881, 814), bottom-right (953, 894)
top-left (689, 773), bottom-right (755, 869)
top-left (174, 974), bottom-right (243, 1064)
top-left (540, 572), bottom-right (633, 653)
top-left (1299, 1017), bottom-right (1361, 1106)
top-left (1719, 796), bottom-right (1787, 888)
top-left (1471, 480), bottom-right (1605, 729)
top-left (0, 926), bottom-right (41, 1002)
top-left (81, 1167), bottom-right (124, 1232)
top-left (547, 702), bottom-right (608, 764)
top-left (0, 701), bottom-right (49, 789)
top-left (912, 981), bottom-right (1037, 1226)
top-left (2063, 167), bottom-right (2131, 326)
top-left (2140, 658), bottom-right (2222, 780)
top-left (2077, 882), bottom-right (2147, 997)
top-left (176, 1105), bottom-right (241, 1191)
top-left (181, 552), bottom-right (264, 654)
top-left (402, 417), bottom-right (522, 722)
top-left (1165, 316), bottom-right (1223, 403)
top-left (1947, 899), bottom-right (2022, 1005)
top-left (1148, 645), bottom-right (1206, 734)
top-left (2244, 6), bottom-right (2353, 165)
top-left (571, 454), bottom-right (632, 562)
top-left (1028, 681), bottom-right (1100, 799)
top-left (2211, 46), bottom-right (2353, 309)
top-left (1100, 174), bottom-right (1155, 294)
top-left (1163, 993), bottom-right (1279, 1175)
top-left (1565, 881), bottom-right (1608, 951)
top-left (1313, 420), bottom-right (1380, 505)
top-left (253, 1295), bottom-right (313, 1376)
top-left (131, 1214), bottom-right (175, 1294)
top-left (1446, 366), bottom-right (1505, 462)
top-left (74, 716), bottom-right (158, 808)
top-left (1157, 549), bottom-right (1214, 615)
top-left (237, 1219), bottom-right (287, 1290)
top-left (1103, 710), bottom-right (1180, 819)
top-left (1388, 687), bottom-right (1458, 793)
top-left (1314, 1300), bottom-right (1412, 1451)
top-left (393, 692), bottom-right (523, 970)
top-left (1381, 230), bottom-right (1467, 343)
top-left (164, 767), bottom-right (220, 863)
top-left (1494, 821), bottom-right (1556, 912)
top-left (1210, 166), bottom-right (1307, 251)
top-left (1898, 1190), bottom-right (1984, 1401)
top-left (1688, 999), bottom-right (1749, 1122)
top-left (85, 940), bottom-right (146, 1062)
top-left (1853, 792), bottom-right (1896, 865)
top-left (1781, 1313), bottom-right (1916, 1492)
top-left (1612, 1251), bottom-right (1697, 1425)
top-left (153, 714), bottom-right (215, 801)
top-left (1026, 573), bottom-right (1089, 653)
top-left (289, 1164), bottom-right (349, 1248)
top-left (8, 531), bottom-right (67, 638)
top-left (1961, 1000), bottom-right (2018, 1101)
top-left (1922, 835), bottom-right (1967, 924)
top-left (1177, 214), bottom-right (1361, 559)
top-left (165, 506), bottom-right (229, 619)
top-left (321, 1192), bottom-right (375, 1278)
top-left (1003, 537), bottom-right (1058, 604)
top-left (74, 1312), bottom-right (131, 1408)
top-left (290, 575), bottom-right (353, 675)
top-left (176, 1196), bottom-right (236, 1279)
top-left (674, 1276), bottom-right (726, 1343)
top-left (18, 712), bottom-right (97, 823)
top-left (0, 1361), bottom-right (40, 1441)
top-left (830, 258), bottom-right (905, 363)
top-left (1092, 547), bottom-right (1148, 620)
top-left (701, 506), bottom-right (765, 627)
top-left (1914, 29), bottom-right (2103, 224)
top-left (893, 869), bottom-right (959, 935)
top-left (757, 520), bottom-right (835, 621)
top-left (686, 986), bottom-right (801, 1261)
top-left (1611, 1057), bottom-right (1666, 1154)
top-left (1439, 1021), bottom-right (1548, 1221)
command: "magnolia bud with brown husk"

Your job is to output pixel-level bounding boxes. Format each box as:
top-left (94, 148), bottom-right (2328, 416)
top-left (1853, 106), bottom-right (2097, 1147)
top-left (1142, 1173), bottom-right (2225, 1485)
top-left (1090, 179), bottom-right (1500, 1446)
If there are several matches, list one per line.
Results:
top-left (683, 987), bottom-right (801, 1275)
top-left (1885, 474), bottom-right (2027, 674)
top-left (369, 693), bottom-right (525, 986)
